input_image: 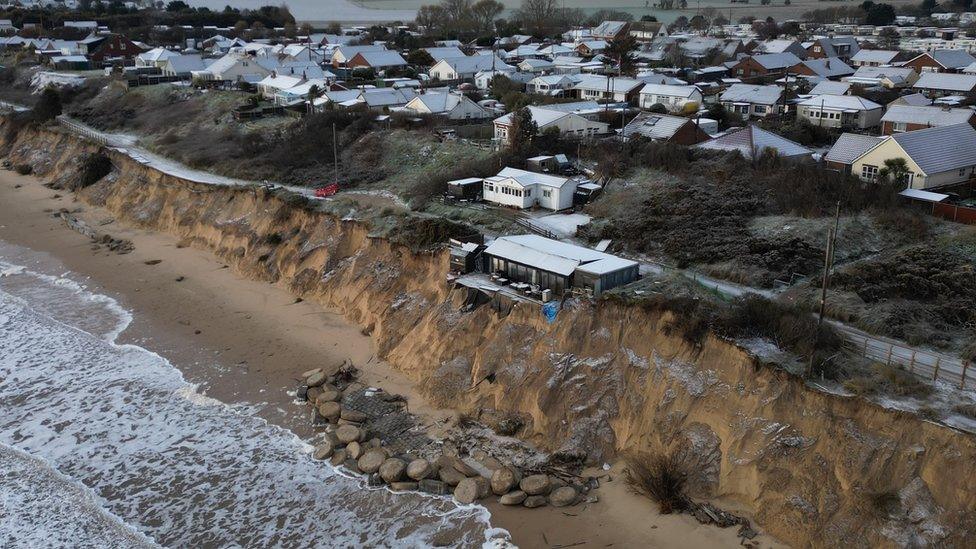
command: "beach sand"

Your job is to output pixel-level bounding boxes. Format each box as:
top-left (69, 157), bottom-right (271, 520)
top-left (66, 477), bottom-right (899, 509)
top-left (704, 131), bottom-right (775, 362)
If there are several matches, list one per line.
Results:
top-left (0, 170), bottom-right (785, 548)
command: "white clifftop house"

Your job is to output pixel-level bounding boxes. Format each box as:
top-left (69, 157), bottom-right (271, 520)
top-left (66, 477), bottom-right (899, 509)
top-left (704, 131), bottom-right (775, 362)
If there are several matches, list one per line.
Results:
top-left (482, 167), bottom-right (578, 210)
top-left (482, 234), bottom-right (639, 296)
top-left (719, 84), bottom-right (784, 119)
top-left (401, 92), bottom-right (490, 120)
top-left (493, 104), bottom-right (609, 142)
top-left (795, 94), bottom-right (883, 129)
top-left (429, 55), bottom-right (511, 82)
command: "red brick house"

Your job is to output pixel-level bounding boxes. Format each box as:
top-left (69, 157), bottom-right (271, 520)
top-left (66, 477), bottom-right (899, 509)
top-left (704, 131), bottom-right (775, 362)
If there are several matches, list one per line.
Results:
top-left (730, 52), bottom-right (802, 81)
top-left (903, 49), bottom-right (976, 73)
top-left (80, 34), bottom-right (145, 64)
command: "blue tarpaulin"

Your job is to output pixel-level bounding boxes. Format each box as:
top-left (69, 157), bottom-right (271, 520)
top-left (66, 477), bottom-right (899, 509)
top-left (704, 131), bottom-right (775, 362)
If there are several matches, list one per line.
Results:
top-left (542, 301), bottom-right (560, 323)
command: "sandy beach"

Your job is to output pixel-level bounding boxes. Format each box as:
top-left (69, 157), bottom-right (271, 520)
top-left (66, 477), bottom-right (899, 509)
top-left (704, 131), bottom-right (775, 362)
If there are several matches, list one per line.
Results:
top-left (0, 168), bottom-right (784, 548)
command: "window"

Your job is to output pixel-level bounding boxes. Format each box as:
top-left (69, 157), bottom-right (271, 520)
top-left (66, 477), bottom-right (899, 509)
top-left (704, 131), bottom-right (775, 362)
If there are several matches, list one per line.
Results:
top-left (861, 164), bottom-right (879, 180)
top-left (892, 122), bottom-right (907, 133)
top-left (525, 189), bottom-right (531, 197)
top-left (543, 189), bottom-right (552, 198)
top-left (754, 105), bottom-right (766, 114)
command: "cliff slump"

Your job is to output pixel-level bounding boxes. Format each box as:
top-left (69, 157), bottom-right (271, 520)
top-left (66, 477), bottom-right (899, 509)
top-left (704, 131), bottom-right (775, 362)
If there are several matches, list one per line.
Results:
top-left (4, 122), bottom-right (976, 548)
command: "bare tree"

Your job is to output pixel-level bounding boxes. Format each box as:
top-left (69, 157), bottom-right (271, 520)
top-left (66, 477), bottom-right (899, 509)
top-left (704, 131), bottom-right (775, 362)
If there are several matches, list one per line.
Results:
top-left (471, 0), bottom-right (504, 34)
top-left (516, 0), bottom-right (560, 36)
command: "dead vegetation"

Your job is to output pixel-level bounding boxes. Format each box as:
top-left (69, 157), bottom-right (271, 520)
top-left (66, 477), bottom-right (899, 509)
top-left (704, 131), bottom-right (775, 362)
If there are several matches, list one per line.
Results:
top-left (624, 452), bottom-right (689, 514)
top-left (842, 363), bottom-right (934, 399)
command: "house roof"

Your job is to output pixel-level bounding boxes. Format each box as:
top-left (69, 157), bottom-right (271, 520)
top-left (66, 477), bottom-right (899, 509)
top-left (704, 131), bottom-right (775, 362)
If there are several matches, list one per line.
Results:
top-left (423, 46), bottom-right (465, 61)
top-left (796, 57), bottom-right (854, 78)
top-left (825, 133), bottom-right (884, 164)
top-left (592, 20), bottom-right (628, 37)
top-left (889, 93), bottom-right (932, 107)
top-left (437, 55), bottom-right (511, 74)
top-left (620, 112), bottom-right (695, 140)
top-left (847, 65), bottom-right (915, 85)
top-left (639, 72), bottom-right (687, 85)
top-left (720, 83), bottom-right (783, 105)
top-left (750, 52), bottom-right (803, 70)
top-left (483, 234), bottom-right (636, 277)
top-left (885, 123), bottom-right (976, 174)
top-left (914, 72), bottom-right (976, 92)
top-left (809, 80), bottom-right (851, 95)
top-left (355, 50), bottom-right (407, 67)
top-left (797, 94), bottom-right (881, 111)
top-left (164, 54), bottom-right (207, 73)
top-left (696, 125), bottom-right (812, 159)
top-left (520, 58), bottom-right (554, 69)
top-left (572, 74), bottom-right (644, 93)
top-left (360, 87), bottom-right (417, 107)
top-left (407, 92), bottom-right (478, 114)
top-left (850, 49), bottom-right (901, 64)
top-left (758, 39), bottom-right (803, 54)
top-left (333, 44), bottom-right (387, 61)
top-left (881, 104), bottom-right (975, 127)
top-left (928, 49), bottom-right (976, 69)
top-left (639, 83), bottom-right (700, 98)
top-left (491, 167), bottom-right (575, 189)
top-left (138, 47), bottom-right (178, 62)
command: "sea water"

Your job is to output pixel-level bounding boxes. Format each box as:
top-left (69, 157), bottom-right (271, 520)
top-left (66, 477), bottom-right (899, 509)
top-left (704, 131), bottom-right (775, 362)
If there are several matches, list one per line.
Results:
top-left (0, 242), bottom-right (510, 548)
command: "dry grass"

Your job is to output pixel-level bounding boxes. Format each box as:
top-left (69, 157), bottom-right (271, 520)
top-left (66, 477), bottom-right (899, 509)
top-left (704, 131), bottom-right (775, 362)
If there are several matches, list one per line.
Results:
top-left (842, 363), bottom-right (934, 399)
top-left (624, 452), bottom-right (689, 514)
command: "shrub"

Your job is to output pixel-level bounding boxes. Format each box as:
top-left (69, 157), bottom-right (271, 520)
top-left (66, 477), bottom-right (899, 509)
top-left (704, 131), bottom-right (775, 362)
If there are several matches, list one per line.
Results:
top-left (624, 452), bottom-right (689, 514)
top-left (32, 86), bottom-right (62, 122)
top-left (719, 295), bottom-right (843, 360)
top-left (14, 163), bottom-right (32, 175)
top-left (843, 363), bottom-right (934, 399)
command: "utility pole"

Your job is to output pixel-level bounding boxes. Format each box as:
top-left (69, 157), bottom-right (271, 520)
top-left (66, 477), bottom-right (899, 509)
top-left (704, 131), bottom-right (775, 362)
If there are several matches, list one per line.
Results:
top-left (332, 122), bottom-right (339, 184)
top-left (807, 200), bottom-right (841, 378)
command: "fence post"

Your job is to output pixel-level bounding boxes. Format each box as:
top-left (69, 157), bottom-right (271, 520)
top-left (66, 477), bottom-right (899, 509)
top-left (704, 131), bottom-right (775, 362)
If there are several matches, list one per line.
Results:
top-left (962, 361), bottom-right (970, 390)
top-left (932, 357), bottom-right (941, 381)
top-left (909, 350), bottom-right (916, 373)
top-left (885, 346), bottom-right (893, 366)
top-left (863, 336), bottom-right (869, 355)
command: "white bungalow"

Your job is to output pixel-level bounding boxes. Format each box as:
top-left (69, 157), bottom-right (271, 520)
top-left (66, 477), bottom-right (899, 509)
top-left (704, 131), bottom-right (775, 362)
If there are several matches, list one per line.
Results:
top-left (482, 167), bottom-right (577, 210)
top-left (401, 93), bottom-right (490, 120)
top-left (637, 84), bottom-right (703, 113)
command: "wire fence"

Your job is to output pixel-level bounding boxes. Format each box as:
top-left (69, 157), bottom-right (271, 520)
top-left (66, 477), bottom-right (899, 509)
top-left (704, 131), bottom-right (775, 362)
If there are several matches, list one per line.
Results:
top-left (842, 333), bottom-right (972, 390)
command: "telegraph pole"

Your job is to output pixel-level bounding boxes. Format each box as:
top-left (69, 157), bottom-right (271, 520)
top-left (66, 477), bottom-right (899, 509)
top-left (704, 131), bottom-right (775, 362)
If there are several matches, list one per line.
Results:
top-left (808, 201), bottom-right (841, 377)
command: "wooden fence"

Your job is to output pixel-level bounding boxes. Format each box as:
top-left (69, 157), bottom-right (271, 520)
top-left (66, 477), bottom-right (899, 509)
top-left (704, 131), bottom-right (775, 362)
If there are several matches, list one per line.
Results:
top-left (57, 116), bottom-right (108, 145)
top-left (843, 333), bottom-right (971, 390)
top-left (933, 201), bottom-right (976, 225)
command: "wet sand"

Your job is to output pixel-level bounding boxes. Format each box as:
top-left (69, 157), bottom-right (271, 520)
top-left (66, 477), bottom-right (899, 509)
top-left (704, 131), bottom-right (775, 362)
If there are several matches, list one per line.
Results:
top-left (0, 170), bottom-right (784, 548)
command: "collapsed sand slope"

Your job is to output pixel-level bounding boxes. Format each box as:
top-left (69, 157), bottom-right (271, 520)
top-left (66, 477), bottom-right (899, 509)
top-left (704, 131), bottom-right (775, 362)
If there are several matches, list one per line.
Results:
top-left (5, 121), bottom-right (976, 548)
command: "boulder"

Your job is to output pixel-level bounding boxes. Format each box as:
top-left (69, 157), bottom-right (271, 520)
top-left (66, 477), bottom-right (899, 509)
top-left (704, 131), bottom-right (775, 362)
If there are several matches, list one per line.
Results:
top-left (329, 448), bottom-right (347, 466)
top-left (343, 459), bottom-right (360, 473)
top-left (549, 486), bottom-right (577, 507)
top-left (419, 479), bottom-right (451, 496)
top-left (296, 385), bottom-right (309, 401)
top-left (335, 424), bottom-right (363, 444)
top-left (306, 386), bottom-right (323, 404)
top-left (315, 387), bottom-right (341, 404)
top-left (499, 490), bottom-right (527, 506)
top-left (357, 448), bottom-right (388, 474)
top-left (312, 438), bottom-right (337, 460)
top-left (367, 473), bottom-right (384, 487)
top-left (491, 467), bottom-right (521, 495)
top-left (340, 408), bottom-right (368, 423)
top-left (390, 481), bottom-right (419, 492)
top-left (317, 401), bottom-right (341, 422)
top-left (302, 367), bottom-right (323, 379)
top-left (345, 441), bottom-right (363, 460)
top-left (379, 458), bottom-right (407, 484)
top-left (520, 474), bottom-right (551, 496)
top-left (454, 477), bottom-right (490, 504)
top-left (443, 455), bottom-right (479, 477)
top-left (306, 371), bottom-right (328, 387)
top-left (523, 495), bottom-right (547, 508)
top-left (407, 459), bottom-right (434, 481)
top-left (438, 465), bottom-right (467, 487)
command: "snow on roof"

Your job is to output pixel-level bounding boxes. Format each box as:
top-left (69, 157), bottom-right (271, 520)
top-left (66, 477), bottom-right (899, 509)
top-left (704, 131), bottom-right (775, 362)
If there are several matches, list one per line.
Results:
top-left (423, 46), bottom-right (465, 61)
top-left (592, 20), bottom-right (628, 37)
top-left (483, 234), bottom-right (637, 277)
top-left (750, 52), bottom-right (803, 70)
top-left (797, 94), bottom-right (881, 111)
top-left (165, 54), bottom-right (206, 73)
top-left (356, 50), bottom-right (407, 67)
top-left (850, 49), bottom-right (901, 64)
top-left (890, 93), bottom-right (932, 107)
top-left (620, 112), bottom-right (693, 140)
top-left (448, 177), bottom-right (483, 186)
top-left (890, 123), bottom-right (976, 175)
top-left (438, 55), bottom-right (511, 74)
top-left (825, 133), bottom-right (884, 164)
top-left (914, 72), bottom-right (976, 92)
top-left (899, 188), bottom-right (949, 202)
top-left (881, 104), bottom-right (975, 126)
top-left (720, 83), bottom-right (783, 105)
top-left (572, 74), bottom-right (644, 93)
top-left (928, 49), bottom-right (976, 69)
top-left (638, 83), bottom-right (700, 98)
top-left (809, 80), bottom-right (851, 95)
top-left (696, 125), bottom-right (812, 159)
top-left (847, 65), bottom-right (915, 85)
top-left (138, 47), bottom-right (178, 62)
top-left (797, 57), bottom-right (854, 78)
top-left (491, 167), bottom-right (574, 189)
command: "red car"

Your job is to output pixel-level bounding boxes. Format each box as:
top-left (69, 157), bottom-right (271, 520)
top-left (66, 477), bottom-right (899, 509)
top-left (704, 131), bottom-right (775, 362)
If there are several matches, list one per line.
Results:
top-left (314, 183), bottom-right (339, 198)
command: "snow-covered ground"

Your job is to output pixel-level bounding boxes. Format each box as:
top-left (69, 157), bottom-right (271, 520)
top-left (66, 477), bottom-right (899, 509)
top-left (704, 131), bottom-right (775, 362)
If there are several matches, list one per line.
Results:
top-left (186, 0), bottom-right (416, 22)
top-left (533, 213), bottom-right (591, 238)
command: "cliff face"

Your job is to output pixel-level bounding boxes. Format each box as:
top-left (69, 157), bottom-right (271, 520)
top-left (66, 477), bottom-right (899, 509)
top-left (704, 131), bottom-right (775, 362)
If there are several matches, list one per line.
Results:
top-left (5, 122), bottom-right (976, 548)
